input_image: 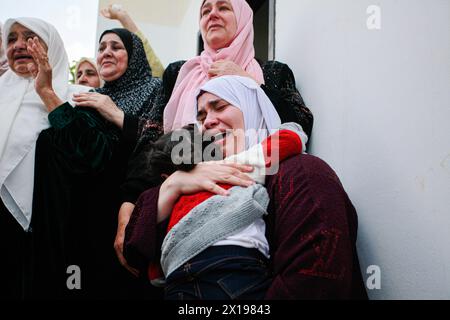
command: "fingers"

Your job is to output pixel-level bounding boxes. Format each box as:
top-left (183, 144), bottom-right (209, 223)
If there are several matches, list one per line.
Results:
top-left (73, 92), bottom-right (105, 100)
top-left (203, 181), bottom-right (230, 196)
top-left (73, 93), bottom-right (100, 106)
top-left (27, 63), bottom-right (38, 78)
top-left (32, 38), bottom-right (48, 65)
top-left (27, 39), bottom-right (40, 66)
top-left (100, 8), bottom-right (109, 18)
top-left (208, 68), bottom-right (218, 78)
top-left (218, 174), bottom-right (254, 188)
top-left (125, 265), bottom-right (140, 278)
top-left (73, 95), bottom-right (100, 108)
top-left (27, 37), bottom-right (50, 70)
top-left (208, 161), bottom-right (254, 173)
top-left (73, 92), bottom-right (98, 100)
top-left (199, 162), bottom-right (255, 190)
top-left (114, 242), bottom-right (139, 277)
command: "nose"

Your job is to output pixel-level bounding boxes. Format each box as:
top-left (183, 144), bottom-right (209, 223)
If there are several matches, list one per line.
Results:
top-left (13, 36), bottom-right (27, 50)
top-left (78, 73), bottom-right (88, 84)
top-left (203, 114), bottom-right (220, 130)
top-left (203, 118), bottom-right (219, 131)
top-left (208, 6), bottom-right (220, 20)
top-left (100, 46), bottom-right (113, 59)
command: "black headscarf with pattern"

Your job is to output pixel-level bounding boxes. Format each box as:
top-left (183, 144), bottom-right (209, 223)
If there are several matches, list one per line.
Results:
top-left (96, 28), bottom-right (163, 118)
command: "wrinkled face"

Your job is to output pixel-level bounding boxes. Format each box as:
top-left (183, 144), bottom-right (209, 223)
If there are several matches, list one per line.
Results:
top-left (200, 0), bottom-right (238, 51)
top-left (6, 23), bottom-right (48, 77)
top-left (97, 33), bottom-right (128, 82)
top-left (197, 91), bottom-right (245, 158)
top-left (76, 61), bottom-right (101, 88)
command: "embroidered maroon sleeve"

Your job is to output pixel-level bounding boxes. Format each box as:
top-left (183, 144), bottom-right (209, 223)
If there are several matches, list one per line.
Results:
top-left (264, 155), bottom-right (367, 299)
top-left (124, 186), bottom-right (163, 270)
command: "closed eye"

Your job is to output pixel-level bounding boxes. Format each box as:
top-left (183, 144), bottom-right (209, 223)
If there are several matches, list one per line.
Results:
top-left (197, 111), bottom-right (206, 122)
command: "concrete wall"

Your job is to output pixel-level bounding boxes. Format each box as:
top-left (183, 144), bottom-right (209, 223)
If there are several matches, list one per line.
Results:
top-left (276, 0), bottom-right (450, 299)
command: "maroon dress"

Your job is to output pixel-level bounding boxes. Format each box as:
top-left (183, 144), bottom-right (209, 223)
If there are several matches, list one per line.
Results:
top-left (124, 154), bottom-right (368, 300)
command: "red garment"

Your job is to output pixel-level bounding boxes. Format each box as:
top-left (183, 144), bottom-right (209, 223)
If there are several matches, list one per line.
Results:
top-left (125, 154), bottom-right (368, 299)
top-left (148, 130), bottom-right (302, 284)
top-left (167, 130), bottom-right (302, 232)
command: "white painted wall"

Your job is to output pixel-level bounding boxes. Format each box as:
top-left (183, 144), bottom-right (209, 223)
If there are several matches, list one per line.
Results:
top-left (96, 0), bottom-right (201, 67)
top-left (276, 0), bottom-right (450, 299)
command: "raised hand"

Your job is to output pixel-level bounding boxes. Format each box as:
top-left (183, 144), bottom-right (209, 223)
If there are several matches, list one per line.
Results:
top-left (100, 4), bottom-right (124, 21)
top-left (27, 37), bottom-right (53, 95)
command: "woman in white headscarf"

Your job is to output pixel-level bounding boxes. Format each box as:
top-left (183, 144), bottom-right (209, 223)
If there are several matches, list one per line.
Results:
top-left (0, 17), bottom-right (88, 299)
top-left (0, 21), bottom-right (9, 76)
top-left (74, 57), bottom-right (104, 88)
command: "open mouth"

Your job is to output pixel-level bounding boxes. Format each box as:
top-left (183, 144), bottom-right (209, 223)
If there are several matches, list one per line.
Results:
top-left (14, 54), bottom-right (33, 63)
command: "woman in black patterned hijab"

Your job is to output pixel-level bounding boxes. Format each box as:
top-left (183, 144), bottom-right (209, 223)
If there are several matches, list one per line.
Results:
top-left (27, 29), bottom-right (163, 299)
top-left (73, 28), bottom-right (164, 137)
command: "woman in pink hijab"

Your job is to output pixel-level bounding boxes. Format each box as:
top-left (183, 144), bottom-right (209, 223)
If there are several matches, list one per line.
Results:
top-left (114, 0), bottom-right (314, 278)
top-left (120, 0), bottom-right (314, 201)
top-left (114, 0), bottom-right (314, 270)
top-left (116, 0), bottom-right (367, 301)
top-left (163, 0), bottom-right (265, 132)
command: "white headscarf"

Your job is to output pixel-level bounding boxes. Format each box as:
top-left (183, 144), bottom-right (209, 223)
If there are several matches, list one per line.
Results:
top-left (197, 75), bottom-right (282, 149)
top-left (0, 17), bottom-right (88, 230)
top-left (75, 57), bottom-right (104, 87)
top-left (0, 21), bottom-right (9, 76)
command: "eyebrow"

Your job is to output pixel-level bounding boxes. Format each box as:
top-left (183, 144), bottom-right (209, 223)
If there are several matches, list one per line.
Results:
top-left (8, 31), bottom-right (37, 38)
top-left (197, 98), bottom-right (228, 117)
top-left (202, 0), bottom-right (230, 9)
top-left (99, 40), bottom-right (123, 46)
top-left (23, 31), bottom-right (37, 37)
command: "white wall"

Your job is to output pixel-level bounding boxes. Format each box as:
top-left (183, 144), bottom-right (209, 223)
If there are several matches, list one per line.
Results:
top-left (276, 0), bottom-right (450, 299)
top-left (96, 0), bottom-right (201, 67)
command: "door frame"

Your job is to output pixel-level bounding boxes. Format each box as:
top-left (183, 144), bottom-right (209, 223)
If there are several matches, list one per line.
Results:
top-left (268, 0), bottom-right (276, 60)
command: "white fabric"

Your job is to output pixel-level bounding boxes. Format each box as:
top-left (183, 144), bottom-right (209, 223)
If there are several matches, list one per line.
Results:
top-left (0, 18), bottom-right (87, 230)
top-left (214, 122), bottom-right (308, 257)
top-left (215, 144), bottom-right (269, 256)
top-left (198, 75), bottom-right (284, 258)
top-left (0, 21), bottom-right (9, 76)
top-left (197, 75), bottom-right (282, 149)
top-left (0, 21), bottom-right (4, 57)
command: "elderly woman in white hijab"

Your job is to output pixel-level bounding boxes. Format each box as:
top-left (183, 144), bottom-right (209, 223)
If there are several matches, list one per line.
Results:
top-left (0, 17), bottom-right (88, 299)
top-left (0, 21), bottom-right (9, 76)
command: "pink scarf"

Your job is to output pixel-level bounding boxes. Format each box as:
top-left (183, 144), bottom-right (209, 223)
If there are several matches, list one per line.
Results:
top-left (163, 0), bottom-right (264, 132)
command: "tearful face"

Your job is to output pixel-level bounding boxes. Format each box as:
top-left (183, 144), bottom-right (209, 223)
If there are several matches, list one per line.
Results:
top-left (6, 23), bottom-right (48, 77)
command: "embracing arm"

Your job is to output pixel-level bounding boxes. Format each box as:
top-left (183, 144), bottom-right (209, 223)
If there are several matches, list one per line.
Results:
top-left (123, 162), bottom-right (256, 269)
